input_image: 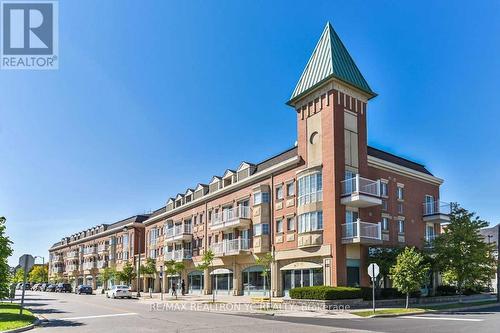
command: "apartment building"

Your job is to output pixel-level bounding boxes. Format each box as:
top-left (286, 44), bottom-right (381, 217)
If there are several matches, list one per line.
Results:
top-left (48, 22), bottom-right (450, 296)
top-left (48, 215), bottom-right (149, 289)
top-left (141, 22), bottom-right (450, 297)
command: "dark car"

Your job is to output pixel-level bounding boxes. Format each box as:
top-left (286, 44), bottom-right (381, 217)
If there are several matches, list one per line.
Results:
top-left (55, 283), bottom-right (72, 293)
top-left (46, 284), bottom-right (57, 292)
top-left (75, 285), bottom-right (93, 295)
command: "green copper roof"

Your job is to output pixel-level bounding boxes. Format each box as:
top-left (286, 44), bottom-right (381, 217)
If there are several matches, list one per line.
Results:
top-left (288, 22), bottom-right (375, 104)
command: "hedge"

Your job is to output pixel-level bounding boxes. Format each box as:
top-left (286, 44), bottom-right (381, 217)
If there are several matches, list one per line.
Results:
top-left (289, 286), bottom-right (362, 300)
top-left (361, 287), bottom-right (421, 300)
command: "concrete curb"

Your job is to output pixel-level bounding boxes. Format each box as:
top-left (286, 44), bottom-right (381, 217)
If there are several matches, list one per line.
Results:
top-left (360, 302), bottom-right (499, 318)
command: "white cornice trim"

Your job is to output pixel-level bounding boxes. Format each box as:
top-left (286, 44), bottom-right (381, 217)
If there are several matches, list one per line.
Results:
top-left (144, 156), bottom-right (300, 226)
top-left (49, 222), bottom-right (143, 252)
top-left (367, 156), bottom-right (443, 186)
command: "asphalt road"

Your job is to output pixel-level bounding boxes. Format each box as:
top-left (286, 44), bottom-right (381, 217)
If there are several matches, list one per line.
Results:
top-left (15, 291), bottom-right (500, 333)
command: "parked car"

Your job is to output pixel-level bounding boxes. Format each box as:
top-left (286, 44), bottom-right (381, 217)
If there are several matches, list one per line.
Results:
top-left (106, 285), bottom-right (131, 299)
top-left (55, 283), bottom-right (72, 293)
top-left (31, 283), bottom-right (40, 291)
top-left (40, 283), bottom-right (49, 291)
top-left (75, 285), bottom-right (93, 295)
top-left (16, 283), bottom-right (30, 290)
top-left (15, 283), bottom-right (23, 290)
top-left (46, 284), bottom-right (57, 292)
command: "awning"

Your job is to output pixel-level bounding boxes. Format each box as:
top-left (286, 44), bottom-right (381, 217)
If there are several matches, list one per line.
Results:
top-left (210, 268), bottom-right (233, 275)
top-left (188, 270), bottom-right (204, 276)
top-left (85, 275), bottom-right (94, 279)
top-left (280, 262), bottom-right (322, 271)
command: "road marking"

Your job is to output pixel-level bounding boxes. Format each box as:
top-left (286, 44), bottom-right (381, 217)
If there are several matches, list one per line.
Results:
top-left (400, 316), bottom-right (483, 322)
top-left (58, 313), bottom-right (138, 320)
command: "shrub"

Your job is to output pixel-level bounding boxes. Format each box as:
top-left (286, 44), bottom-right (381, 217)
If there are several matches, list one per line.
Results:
top-left (289, 286), bottom-right (362, 300)
top-left (436, 285), bottom-right (457, 296)
top-left (361, 287), bottom-right (421, 300)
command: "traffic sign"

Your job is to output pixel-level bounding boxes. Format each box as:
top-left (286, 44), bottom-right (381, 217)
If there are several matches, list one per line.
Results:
top-left (18, 254), bottom-right (34, 315)
top-left (368, 263), bottom-right (379, 279)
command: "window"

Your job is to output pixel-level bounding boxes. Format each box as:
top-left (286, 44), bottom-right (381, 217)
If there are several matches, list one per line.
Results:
top-left (286, 182), bottom-right (295, 197)
top-left (397, 186), bottom-right (404, 200)
top-left (382, 199), bottom-right (388, 211)
top-left (287, 216), bottom-right (295, 231)
top-left (253, 223), bottom-right (270, 236)
top-left (276, 185), bottom-right (283, 200)
top-left (297, 172), bottom-right (323, 206)
top-left (298, 211), bottom-right (323, 233)
top-left (382, 217), bottom-right (389, 231)
top-left (397, 220), bottom-right (405, 234)
top-left (380, 182), bottom-right (388, 197)
top-left (397, 202), bottom-right (404, 215)
top-left (254, 192), bottom-right (270, 205)
top-left (276, 219), bottom-right (283, 234)
top-left (123, 234), bottom-right (129, 246)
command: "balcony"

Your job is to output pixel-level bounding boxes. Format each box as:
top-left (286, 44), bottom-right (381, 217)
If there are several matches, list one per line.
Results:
top-left (97, 260), bottom-right (107, 269)
top-left (211, 206), bottom-right (252, 231)
top-left (341, 175), bottom-right (382, 208)
top-left (83, 247), bottom-right (97, 256)
top-left (423, 201), bottom-right (451, 223)
top-left (165, 224), bottom-right (192, 243)
top-left (52, 255), bottom-right (63, 262)
top-left (341, 220), bottom-right (382, 245)
top-left (82, 262), bottom-right (96, 270)
top-left (165, 249), bottom-right (192, 262)
top-left (66, 251), bottom-right (79, 259)
top-left (210, 238), bottom-right (250, 256)
top-left (65, 265), bottom-right (78, 273)
top-left (52, 266), bottom-right (64, 273)
top-left (97, 245), bottom-right (108, 253)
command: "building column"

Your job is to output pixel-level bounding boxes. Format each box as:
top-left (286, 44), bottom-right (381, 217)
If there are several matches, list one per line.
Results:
top-left (271, 260), bottom-right (280, 297)
top-left (154, 275), bottom-right (161, 293)
top-left (232, 263), bottom-right (241, 296)
top-left (323, 257), bottom-right (332, 286)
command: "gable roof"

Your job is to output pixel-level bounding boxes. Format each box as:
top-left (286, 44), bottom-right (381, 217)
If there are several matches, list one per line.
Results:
top-left (288, 22), bottom-right (375, 105)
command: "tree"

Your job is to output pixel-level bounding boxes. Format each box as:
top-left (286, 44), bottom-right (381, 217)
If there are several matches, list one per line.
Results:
top-left (140, 258), bottom-right (157, 277)
top-left (11, 268), bottom-right (25, 283)
top-left (100, 267), bottom-right (116, 291)
top-left (369, 247), bottom-right (403, 288)
top-left (0, 216), bottom-right (13, 299)
top-left (390, 247), bottom-right (430, 309)
top-left (433, 204), bottom-right (496, 301)
top-left (255, 252), bottom-right (274, 306)
top-left (116, 262), bottom-right (136, 286)
top-left (29, 265), bottom-right (48, 283)
top-left (197, 249), bottom-right (215, 303)
top-left (164, 259), bottom-right (185, 300)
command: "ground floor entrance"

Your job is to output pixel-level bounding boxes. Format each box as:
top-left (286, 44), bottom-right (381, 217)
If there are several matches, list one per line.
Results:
top-left (188, 271), bottom-right (204, 294)
top-left (242, 265), bottom-right (269, 295)
top-left (211, 269), bottom-right (233, 295)
top-left (282, 268), bottom-right (323, 297)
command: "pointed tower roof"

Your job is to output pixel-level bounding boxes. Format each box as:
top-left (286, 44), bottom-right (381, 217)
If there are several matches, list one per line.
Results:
top-left (288, 22), bottom-right (375, 105)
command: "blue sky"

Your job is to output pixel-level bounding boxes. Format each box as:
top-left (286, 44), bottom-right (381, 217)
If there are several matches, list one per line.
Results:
top-left (2, 1), bottom-right (499, 266)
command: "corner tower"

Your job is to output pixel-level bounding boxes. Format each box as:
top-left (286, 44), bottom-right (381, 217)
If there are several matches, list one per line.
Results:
top-left (288, 22), bottom-right (376, 287)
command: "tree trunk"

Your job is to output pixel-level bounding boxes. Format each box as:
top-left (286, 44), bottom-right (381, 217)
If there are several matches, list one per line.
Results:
top-left (406, 292), bottom-right (409, 309)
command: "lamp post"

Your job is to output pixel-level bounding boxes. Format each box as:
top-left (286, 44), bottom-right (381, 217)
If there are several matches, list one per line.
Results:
top-left (34, 256), bottom-right (46, 282)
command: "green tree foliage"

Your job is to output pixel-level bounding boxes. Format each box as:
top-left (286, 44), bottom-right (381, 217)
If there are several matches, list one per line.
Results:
top-left (255, 252), bottom-right (274, 303)
top-left (390, 247), bottom-right (430, 309)
top-left (116, 262), bottom-right (136, 285)
top-left (28, 265), bottom-right (48, 283)
top-left (100, 267), bottom-right (116, 290)
top-left (433, 204), bottom-right (496, 299)
top-left (197, 250), bottom-right (215, 302)
top-left (164, 259), bottom-right (185, 299)
top-left (11, 268), bottom-right (25, 283)
top-left (140, 258), bottom-right (157, 277)
top-left (369, 247), bottom-right (402, 288)
top-left (0, 217), bottom-right (13, 299)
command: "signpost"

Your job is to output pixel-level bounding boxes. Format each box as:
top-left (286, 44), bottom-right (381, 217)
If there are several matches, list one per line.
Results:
top-left (368, 263), bottom-right (380, 314)
top-left (18, 254), bottom-right (35, 315)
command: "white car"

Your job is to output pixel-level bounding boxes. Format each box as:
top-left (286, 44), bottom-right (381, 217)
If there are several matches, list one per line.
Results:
top-left (106, 285), bottom-right (132, 299)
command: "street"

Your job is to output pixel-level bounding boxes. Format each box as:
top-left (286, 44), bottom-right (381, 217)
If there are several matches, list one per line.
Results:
top-left (15, 291), bottom-right (500, 333)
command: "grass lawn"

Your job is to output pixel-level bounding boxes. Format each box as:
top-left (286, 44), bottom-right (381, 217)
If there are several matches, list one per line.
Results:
top-left (0, 302), bottom-right (36, 332)
top-left (353, 300), bottom-right (498, 317)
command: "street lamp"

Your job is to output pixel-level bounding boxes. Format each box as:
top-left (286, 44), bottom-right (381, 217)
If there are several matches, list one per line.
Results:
top-left (34, 256), bottom-right (46, 282)
top-left (123, 226), bottom-right (141, 297)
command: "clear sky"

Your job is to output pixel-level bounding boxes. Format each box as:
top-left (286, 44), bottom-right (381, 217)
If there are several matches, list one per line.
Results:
top-left (2, 1), bottom-right (499, 266)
